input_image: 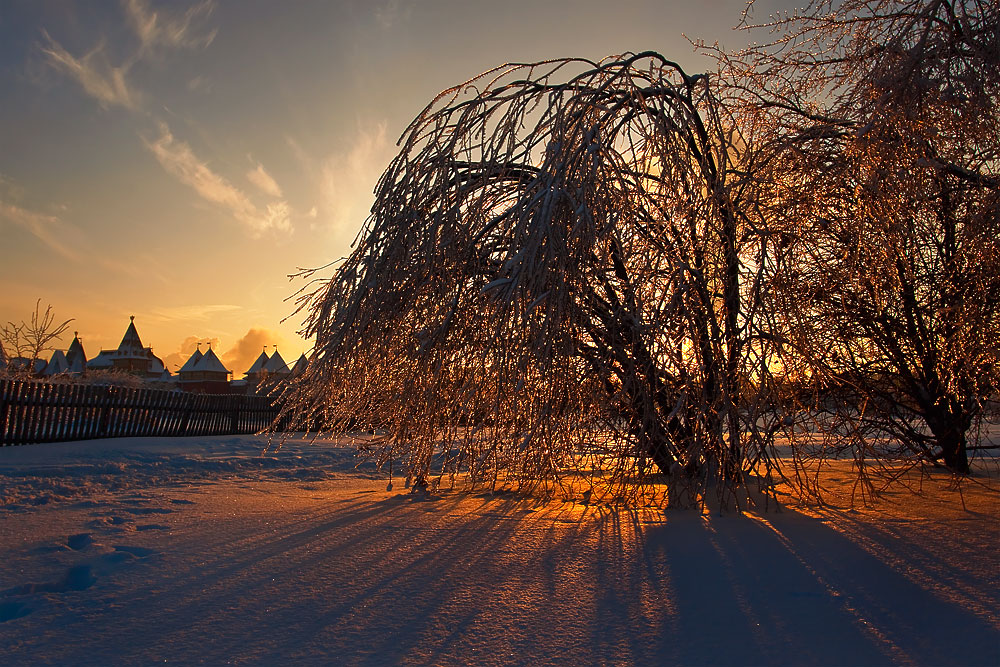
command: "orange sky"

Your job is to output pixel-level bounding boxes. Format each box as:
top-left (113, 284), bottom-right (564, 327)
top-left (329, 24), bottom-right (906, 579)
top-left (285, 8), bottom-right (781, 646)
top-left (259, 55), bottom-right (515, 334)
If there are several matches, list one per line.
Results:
top-left (0, 0), bottom-right (795, 376)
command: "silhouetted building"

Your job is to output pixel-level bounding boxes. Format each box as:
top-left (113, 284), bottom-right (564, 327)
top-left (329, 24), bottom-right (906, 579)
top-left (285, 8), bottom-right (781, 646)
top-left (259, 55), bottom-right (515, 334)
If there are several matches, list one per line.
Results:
top-left (41, 332), bottom-right (89, 377)
top-left (177, 345), bottom-right (231, 393)
top-left (290, 353), bottom-right (309, 376)
top-left (42, 350), bottom-right (69, 376)
top-left (65, 333), bottom-right (87, 374)
top-left (87, 316), bottom-right (167, 379)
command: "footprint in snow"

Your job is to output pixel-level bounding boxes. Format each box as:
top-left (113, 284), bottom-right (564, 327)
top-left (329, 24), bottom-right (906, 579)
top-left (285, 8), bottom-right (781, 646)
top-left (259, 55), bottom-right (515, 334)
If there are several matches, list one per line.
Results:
top-left (0, 600), bottom-right (33, 623)
top-left (100, 544), bottom-right (158, 565)
top-left (2, 564), bottom-right (96, 596)
top-left (34, 533), bottom-right (95, 554)
top-left (67, 533), bottom-right (93, 550)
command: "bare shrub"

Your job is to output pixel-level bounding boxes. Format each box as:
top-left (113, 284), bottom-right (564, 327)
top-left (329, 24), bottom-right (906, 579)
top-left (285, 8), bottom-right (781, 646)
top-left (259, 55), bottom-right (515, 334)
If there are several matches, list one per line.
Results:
top-left (1, 300), bottom-right (73, 379)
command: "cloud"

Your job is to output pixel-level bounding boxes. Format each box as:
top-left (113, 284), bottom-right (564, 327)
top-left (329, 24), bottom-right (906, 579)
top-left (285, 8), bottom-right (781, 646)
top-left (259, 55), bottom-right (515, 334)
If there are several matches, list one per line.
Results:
top-left (40, 1), bottom-right (215, 112)
top-left (39, 32), bottom-right (137, 110)
top-left (247, 162), bottom-right (283, 198)
top-left (318, 121), bottom-right (394, 241)
top-left (0, 199), bottom-right (83, 263)
top-left (144, 123), bottom-right (292, 236)
top-left (0, 195), bottom-right (167, 281)
top-left (124, 0), bottom-right (217, 55)
top-left (187, 74), bottom-right (213, 93)
top-left (221, 327), bottom-right (285, 377)
top-left (162, 334), bottom-right (220, 372)
top-left (147, 304), bottom-right (242, 322)
top-left (375, 0), bottom-right (412, 29)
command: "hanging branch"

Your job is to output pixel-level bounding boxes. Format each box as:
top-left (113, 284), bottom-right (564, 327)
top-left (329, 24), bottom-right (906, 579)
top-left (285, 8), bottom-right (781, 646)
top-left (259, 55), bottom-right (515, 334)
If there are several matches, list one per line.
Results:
top-left (276, 52), bottom-right (788, 506)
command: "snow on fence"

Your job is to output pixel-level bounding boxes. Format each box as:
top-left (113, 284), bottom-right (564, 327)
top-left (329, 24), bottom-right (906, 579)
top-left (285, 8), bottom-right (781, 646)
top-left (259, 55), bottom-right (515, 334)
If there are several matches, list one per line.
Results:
top-left (0, 379), bottom-right (281, 446)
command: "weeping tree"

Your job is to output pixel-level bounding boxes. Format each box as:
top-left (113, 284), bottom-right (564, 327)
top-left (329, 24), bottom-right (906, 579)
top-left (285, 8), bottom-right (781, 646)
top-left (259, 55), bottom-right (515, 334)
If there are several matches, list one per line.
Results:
top-left (723, 0), bottom-right (999, 481)
top-left (279, 52), bottom-right (790, 504)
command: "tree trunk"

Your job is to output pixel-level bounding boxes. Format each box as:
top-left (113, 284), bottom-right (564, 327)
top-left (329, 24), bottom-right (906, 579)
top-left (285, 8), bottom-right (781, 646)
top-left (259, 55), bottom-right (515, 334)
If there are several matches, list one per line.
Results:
top-left (937, 428), bottom-right (970, 475)
top-left (927, 410), bottom-right (971, 475)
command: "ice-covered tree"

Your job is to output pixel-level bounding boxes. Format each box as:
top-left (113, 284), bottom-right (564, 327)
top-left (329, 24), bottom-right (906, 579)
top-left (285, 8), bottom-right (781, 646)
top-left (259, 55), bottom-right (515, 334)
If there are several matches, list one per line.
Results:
top-left (724, 0), bottom-right (999, 478)
top-left (279, 0), bottom-right (998, 504)
top-left (279, 52), bottom-right (789, 505)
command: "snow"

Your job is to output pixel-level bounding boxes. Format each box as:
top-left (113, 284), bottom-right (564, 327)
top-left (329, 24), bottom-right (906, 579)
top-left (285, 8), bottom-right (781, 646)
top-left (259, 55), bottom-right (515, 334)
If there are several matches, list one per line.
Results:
top-left (1, 435), bottom-right (997, 665)
top-left (262, 350), bottom-right (289, 374)
top-left (193, 347), bottom-right (229, 374)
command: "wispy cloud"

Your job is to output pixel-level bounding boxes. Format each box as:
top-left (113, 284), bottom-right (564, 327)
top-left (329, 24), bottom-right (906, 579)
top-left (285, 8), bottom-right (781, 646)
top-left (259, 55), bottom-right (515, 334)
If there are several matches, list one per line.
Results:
top-left (375, 0), bottom-right (412, 29)
top-left (0, 199), bottom-right (83, 263)
top-left (40, 1), bottom-right (215, 111)
top-left (39, 31), bottom-right (138, 110)
top-left (247, 162), bottom-right (283, 198)
top-left (318, 121), bottom-right (393, 238)
top-left (124, 0), bottom-right (217, 55)
top-left (148, 304), bottom-right (241, 322)
top-left (144, 123), bottom-right (292, 236)
top-left (0, 196), bottom-right (164, 281)
top-left (187, 74), bottom-right (212, 93)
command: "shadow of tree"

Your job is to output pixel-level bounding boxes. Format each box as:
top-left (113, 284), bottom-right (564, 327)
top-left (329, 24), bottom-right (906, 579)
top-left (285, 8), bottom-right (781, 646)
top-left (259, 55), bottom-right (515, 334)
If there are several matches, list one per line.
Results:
top-left (10, 489), bottom-right (998, 666)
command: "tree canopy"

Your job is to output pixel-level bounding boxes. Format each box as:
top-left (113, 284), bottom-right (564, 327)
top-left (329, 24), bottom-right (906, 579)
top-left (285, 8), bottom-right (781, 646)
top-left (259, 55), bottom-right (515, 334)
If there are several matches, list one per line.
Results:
top-left (278, 0), bottom-right (998, 506)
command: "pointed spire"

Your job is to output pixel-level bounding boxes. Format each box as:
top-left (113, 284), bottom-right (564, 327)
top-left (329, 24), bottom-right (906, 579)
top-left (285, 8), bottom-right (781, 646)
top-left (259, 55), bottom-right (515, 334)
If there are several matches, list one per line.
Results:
top-left (245, 348), bottom-right (271, 377)
top-left (291, 353), bottom-right (309, 375)
top-left (193, 347), bottom-right (230, 374)
top-left (179, 346), bottom-right (204, 373)
top-left (118, 316), bottom-right (144, 355)
top-left (262, 349), bottom-right (290, 375)
top-left (43, 349), bottom-right (69, 375)
top-left (66, 332), bottom-right (87, 374)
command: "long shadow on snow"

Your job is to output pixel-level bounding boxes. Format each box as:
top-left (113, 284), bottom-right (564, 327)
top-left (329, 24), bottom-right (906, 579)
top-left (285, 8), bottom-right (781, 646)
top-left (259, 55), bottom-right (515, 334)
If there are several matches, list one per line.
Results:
top-left (10, 492), bottom-right (998, 666)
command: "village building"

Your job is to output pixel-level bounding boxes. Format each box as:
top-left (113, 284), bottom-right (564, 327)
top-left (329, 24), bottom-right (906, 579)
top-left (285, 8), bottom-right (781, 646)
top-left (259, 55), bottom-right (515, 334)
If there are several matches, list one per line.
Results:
top-left (239, 348), bottom-right (298, 394)
top-left (65, 333), bottom-right (87, 374)
top-left (177, 345), bottom-right (231, 394)
top-left (262, 349), bottom-right (290, 377)
top-left (1, 339), bottom-right (47, 375)
top-left (87, 317), bottom-right (167, 380)
top-left (242, 348), bottom-right (270, 386)
top-left (42, 350), bottom-right (69, 375)
top-left (290, 353), bottom-right (309, 376)
top-left (40, 332), bottom-right (89, 377)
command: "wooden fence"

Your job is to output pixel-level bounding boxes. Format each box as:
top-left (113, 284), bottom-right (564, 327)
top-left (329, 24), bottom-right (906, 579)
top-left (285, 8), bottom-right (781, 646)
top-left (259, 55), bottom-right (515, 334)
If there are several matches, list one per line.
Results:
top-left (0, 379), bottom-right (281, 446)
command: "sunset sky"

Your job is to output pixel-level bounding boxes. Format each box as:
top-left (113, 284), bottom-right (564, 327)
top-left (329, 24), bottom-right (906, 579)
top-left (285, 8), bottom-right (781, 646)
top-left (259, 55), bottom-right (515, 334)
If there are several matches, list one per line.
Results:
top-left (0, 0), bottom-right (794, 375)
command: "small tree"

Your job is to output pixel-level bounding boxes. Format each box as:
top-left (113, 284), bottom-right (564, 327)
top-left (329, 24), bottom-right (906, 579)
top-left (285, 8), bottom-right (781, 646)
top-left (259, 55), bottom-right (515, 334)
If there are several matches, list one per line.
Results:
top-left (1, 300), bottom-right (73, 378)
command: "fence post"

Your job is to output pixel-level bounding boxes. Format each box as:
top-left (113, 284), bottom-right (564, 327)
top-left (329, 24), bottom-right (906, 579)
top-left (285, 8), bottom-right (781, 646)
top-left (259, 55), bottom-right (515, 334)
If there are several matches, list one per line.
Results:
top-left (229, 395), bottom-right (239, 433)
top-left (97, 386), bottom-right (114, 438)
top-left (180, 393), bottom-right (194, 436)
top-left (0, 380), bottom-right (10, 445)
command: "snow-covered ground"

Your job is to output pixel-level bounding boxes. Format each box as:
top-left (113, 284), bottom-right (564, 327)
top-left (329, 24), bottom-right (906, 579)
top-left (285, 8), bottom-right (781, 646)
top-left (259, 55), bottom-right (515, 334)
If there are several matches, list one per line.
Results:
top-left (1, 435), bottom-right (997, 665)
